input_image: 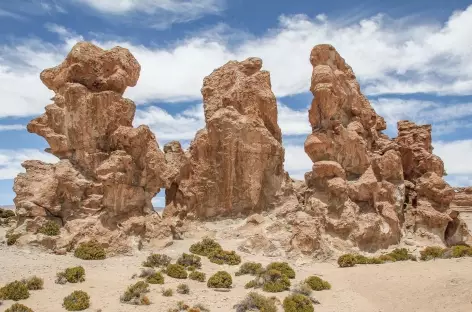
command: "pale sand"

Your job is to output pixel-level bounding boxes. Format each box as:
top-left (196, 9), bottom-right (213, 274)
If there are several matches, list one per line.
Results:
top-left (1, 227), bottom-right (472, 312)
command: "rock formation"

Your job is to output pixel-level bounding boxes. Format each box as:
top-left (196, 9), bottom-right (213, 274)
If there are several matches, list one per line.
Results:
top-left (294, 44), bottom-right (471, 252)
top-left (164, 57), bottom-right (285, 218)
top-left (452, 187), bottom-right (472, 208)
top-left (12, 42), bottom-right (178, 253)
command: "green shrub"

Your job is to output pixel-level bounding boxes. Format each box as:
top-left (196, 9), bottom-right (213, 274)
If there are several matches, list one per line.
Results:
top-left (420, 246), bottom-right (445, 261)
top-left (166, 264), bottom-right (188, 279)
top-left (234, 292), bottom-right (277, 312)
top-left (189, 271), bottom-right (206, 282)
top-left (209, 249), bottom-right (241, 265)
top-left (5, 303), bottom-right (33, 312)
top-left (74, 240), bottom-right (106, 260)
top-left (6, 232), bottom-right (21, 246)
top-left (146, 272), bottom-right (164, 284)
top-left (0, 209), bottom-right (15, 219)
top-left (138, 268), bottom-right (156, 278)
top-left (337, 254), bottom-right (356, 267)
top-left (142, 253), bottom-right (171, 268)
top-left (38, 221), bottom-right (60, 236)
top-left (262, 269), bottom-right (291, 293)
top-left (56, 267), bottom-right (86, 284)
top-left (0, 281), bottom-right (30, 301)
top-left (283, 294), bottom-right (314, 312)
top-left (120, 281), bottom-right (150, 305)
top-left (207, 271), bottom-right (232, 289)
top-left (23, 276), bottom-right (43, 290)
top-left (189, 238), bottom-right (222, 256)
top-left (235, 262), bottom-right (263, 276)
top-left (387, 248), bottom-right (412, 261)
top-left (367, 257), bottom-right (384, 264)
top-left (266, 262), bottom-right (295, 279)
top-left (305, 276), bottom-right (331, 291)
top-left (451, 245), bottom-right (472, 258)
top-left (63, 290), bottom-right (90, 311)
top-left (292, 283), bottom-right (313, 296)
top-left (162, 288), bottom-right (173, 297)
top-left (378, 254), bottom-right (396, 263)
top-left (177, 283), bottom-right (190, 294)
top-left (177, 253), bottom-right (202, 269)
top-left (353, 254), bottom-right (369, 264)
top-left (187, 265), bottom-right (196, 272)
top-left (245, 280), bottom-right (257, 289)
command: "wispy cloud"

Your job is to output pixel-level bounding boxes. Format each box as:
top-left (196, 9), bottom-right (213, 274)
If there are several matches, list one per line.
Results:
top-left (0, 149), bottom-right (58, 180)
top-left (0, 125), bottom-right (25, 131)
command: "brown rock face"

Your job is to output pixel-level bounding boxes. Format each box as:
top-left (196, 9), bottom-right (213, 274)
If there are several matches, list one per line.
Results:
top-left (13, 42), bottom-right (177, 252)
top-left (165, 57), bottom-right (285, 218)
top-left (452, 187), bottom-right (472, 208)
top-left (296, 44), bottom-right (471, 251)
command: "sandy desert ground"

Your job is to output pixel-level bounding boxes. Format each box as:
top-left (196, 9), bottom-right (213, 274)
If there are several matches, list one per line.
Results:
top-left (1, 224), bottom-right (472, 312)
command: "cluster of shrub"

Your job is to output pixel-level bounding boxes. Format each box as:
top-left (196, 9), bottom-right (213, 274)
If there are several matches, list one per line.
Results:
top-left (337, 246), bottom-right (472, 268)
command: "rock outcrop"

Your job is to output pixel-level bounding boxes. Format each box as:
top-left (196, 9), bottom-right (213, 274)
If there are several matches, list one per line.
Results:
top-left (12, 42), bottom-right (178, 253)
top-left (289, 44), bottom-right (471, 253)
top-left (452, 187), bottom-right (472, 208)
top-left (164, 57), bottom-right (285, 218)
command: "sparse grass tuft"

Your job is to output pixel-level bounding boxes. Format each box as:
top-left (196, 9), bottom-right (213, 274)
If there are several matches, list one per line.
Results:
top-left (63, 290), bottom-right (90, 311)
top-left (177, 284), bottom-right (190, 294)
top-left (23, 276), bottom-right (43, 290)
top-left (207, 271), bottom-right (232, 289)
top-left (6, 232), bottom-right (21, 246)
top-left (304, 276), bottom-right (331, 291)
top-left (337, 254), bottom-right (356, 267)
top-left (283, 294), bottom-right (314, 312)
top-left (74, 240), bottom-right (106, 260)
top-left (420, 246), bottom-right (445, 261)
top-left (0, 281), bottom-right (30, 301)
top-left (235, 262), bottom-right (263, 276)
top-left (234, 291), bottom-right (277, 312)
top-left (208, 249), bottom-right (241, 265)
top-left (189, 271), bottom-right (206, 282)
top-left (162, 288), bottom-right (173, 297)
top-left (166, 264), bottom-right (188, 279)
top-left (120, 281), bottom-right (150, 305)
top-left (142, 253), bottom-right (171, 268)
top-left (38, 221), bottom-right (60, 236)
top-left (5, 303), bottom-right (34, 312)
top-left (189, 238), bottom-right (222, 256)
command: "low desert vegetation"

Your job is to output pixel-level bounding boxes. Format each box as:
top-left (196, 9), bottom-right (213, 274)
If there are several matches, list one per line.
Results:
top-left (0, 281), bottom-right (30, 301)
top-left (22, 276), bottom-right (43, 290)
top-left (420, 246), bottom-right (446, 260)
top-left (0, 208), bottom-right (15, 219)
top-left (292, 283), bottom-right (313, 296)
top-left (177, 253), bottom-right (202, 269)
top-left (146, 272), bottom-right (165, 284)
top-left (120, 281), bottom-right (150, 305)
top-left (56, 266), bottom-right (86, 284)
top-left (167, 301), bottom-right (210, 312)
top-left (162, 288), bottom-right (173, 297)
top-left (138, 268), bottom-right (156, 278)
top-left (234, 292), bottom-right (277, 312)
top-left (189, 238), bottom-right (222, 256)
top-left (304, 276), bottom-right (331, 291)
top-left (177, 283), bottom-right (190, 294)
top-left (4, 303), bottom-right (34, 312)
top-left (208, 249), bottom-right (242, 265)
top-left (74, 240), bottom-right (106, 260)
top-left (451, 245), bottom-right (472, 257)
top-left (245, 269), bottom-right (291, 293)
top-left (189, 271), bottom-right (206, 282)
top-left (235, 262), bottom-right (263, 276)
top-left (207, 271), bottom-right (232, 289)
top-left (266, 262), bottom-right (295, 279)
top-left (338, 248), bottom-right (417, 267)
top-left (63, 290), bottom-right (90, 311)
top-left (142, 253), bottom-right (172, 268)
top-left (166, 264), bottom-right (188, 279)
top-left (283, 294), bottom-right (314, 312)
top-left (6, 232), bottom-right (21, 246)
top-left (37, 220), bottom-right (60, 236)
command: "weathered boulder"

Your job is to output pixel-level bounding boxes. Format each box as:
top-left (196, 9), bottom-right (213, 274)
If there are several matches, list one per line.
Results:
top-left (13, 42), bottom-right (177, 253)
top-left (165, 57), bottom-right (285, 218)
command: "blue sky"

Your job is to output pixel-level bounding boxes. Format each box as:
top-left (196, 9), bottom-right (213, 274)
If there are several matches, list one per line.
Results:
top-left (0, 0), bottom-right (472, 207)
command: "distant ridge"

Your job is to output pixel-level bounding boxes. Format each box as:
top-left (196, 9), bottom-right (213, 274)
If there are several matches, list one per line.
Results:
top-left (0, 205), bottom-right (14, 210)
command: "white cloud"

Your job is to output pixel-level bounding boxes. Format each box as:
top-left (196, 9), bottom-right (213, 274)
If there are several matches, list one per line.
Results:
top-left (0, 124), bottom-right (25, 131)
top-left (284, 144), bottom-right (312, 180)
top-left (1, 6), bottom-right (472, 118)
top-left (371, 98), bottom-right (472, 137)
top-left (74, 0), bottom-right (225, 29)
top-left (278, 103), bottom-right (311, 136)
top-left (0, 149), bottom-right (58, 180)
top-left (434, 140), bottom-right (472, 176)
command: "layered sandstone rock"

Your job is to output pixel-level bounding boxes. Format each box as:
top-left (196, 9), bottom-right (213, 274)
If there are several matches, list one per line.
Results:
top-left (165, 57), bottom-right (285, 218)
top-left (452, 187), bottom-right (472, 208)
top-left (12, 42), bottom-right (177, 253)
